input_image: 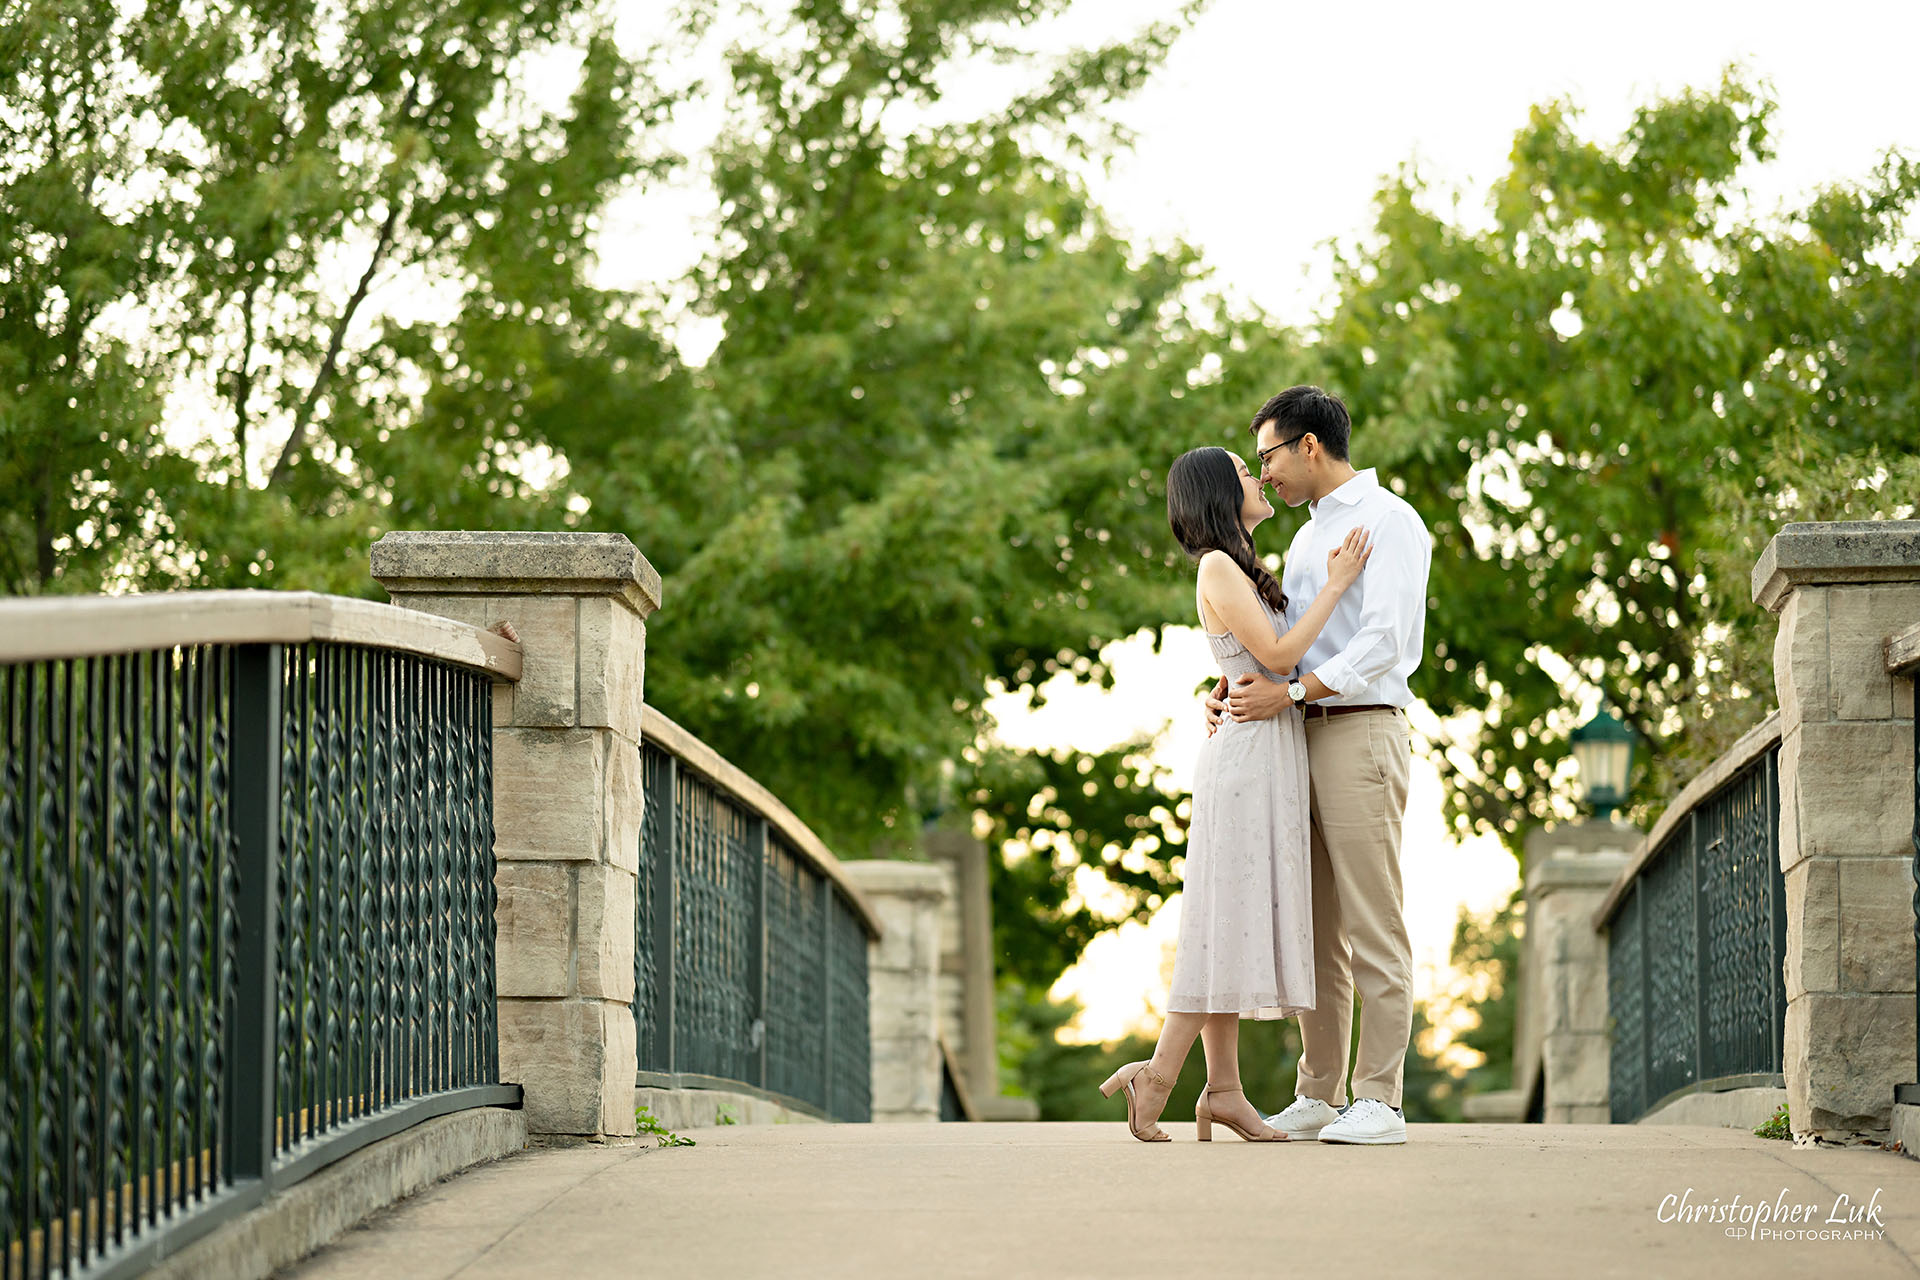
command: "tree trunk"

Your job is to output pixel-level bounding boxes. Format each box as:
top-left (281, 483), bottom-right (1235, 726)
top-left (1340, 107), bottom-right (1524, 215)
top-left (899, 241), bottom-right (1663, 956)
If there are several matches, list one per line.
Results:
top-left (32, 490), bottom-right (52, 589)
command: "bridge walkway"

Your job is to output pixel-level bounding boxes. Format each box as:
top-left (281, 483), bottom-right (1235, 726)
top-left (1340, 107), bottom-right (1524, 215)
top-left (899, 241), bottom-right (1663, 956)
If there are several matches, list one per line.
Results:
top-left (286, 1121), bottom-right (1920, 1279)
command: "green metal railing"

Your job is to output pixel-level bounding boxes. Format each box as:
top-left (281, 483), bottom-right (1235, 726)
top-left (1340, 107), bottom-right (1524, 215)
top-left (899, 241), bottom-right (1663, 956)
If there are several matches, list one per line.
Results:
top-left (2, 641), bottom-right (518, 1280)
top-left (1600, 741), bottom-right (1787, 1123)
top-left (634, 735), bottom-right (873, 1121)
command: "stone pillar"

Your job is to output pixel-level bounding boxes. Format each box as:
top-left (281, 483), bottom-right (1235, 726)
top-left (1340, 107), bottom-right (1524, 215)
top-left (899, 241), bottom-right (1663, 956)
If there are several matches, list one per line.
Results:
top-left (371, 531), bottom-right (661, 1142)
top-left (1754, 520), bottom-right (1920, 1140)
top-left (925, 830), bottom-right (1038, 1121)
top-left (839, 860), bottom-right (949, 1122)
top-left (925, 830), bottom-right (995, 1099)
top-left (1524, 822), bottom-right (1635, 1124)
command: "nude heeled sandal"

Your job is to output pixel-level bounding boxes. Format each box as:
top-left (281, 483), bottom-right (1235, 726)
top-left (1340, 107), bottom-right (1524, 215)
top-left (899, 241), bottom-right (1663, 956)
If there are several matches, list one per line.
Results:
top-left (1098, 1061), bottom-right (1173, 1142)
top-left (1195, 1087), bottom-right (1287, 1142)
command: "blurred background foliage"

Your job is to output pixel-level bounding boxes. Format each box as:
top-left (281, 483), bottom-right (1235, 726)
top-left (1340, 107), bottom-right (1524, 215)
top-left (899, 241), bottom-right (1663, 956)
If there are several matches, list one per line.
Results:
top-left (4, 0), bottom-right (1916, 1115)
top-left (998, 896), bottom-right (1509, 1124)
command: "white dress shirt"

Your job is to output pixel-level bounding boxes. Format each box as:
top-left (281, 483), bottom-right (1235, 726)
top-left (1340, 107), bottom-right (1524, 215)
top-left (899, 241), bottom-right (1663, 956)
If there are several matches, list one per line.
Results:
top-left (1280, 469), bottom-right (1431, 707)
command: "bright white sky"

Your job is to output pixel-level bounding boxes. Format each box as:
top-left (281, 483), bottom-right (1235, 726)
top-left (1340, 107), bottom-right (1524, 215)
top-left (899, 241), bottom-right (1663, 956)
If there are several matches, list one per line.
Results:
top-left (602, 0), bottom-right (1920, 1043)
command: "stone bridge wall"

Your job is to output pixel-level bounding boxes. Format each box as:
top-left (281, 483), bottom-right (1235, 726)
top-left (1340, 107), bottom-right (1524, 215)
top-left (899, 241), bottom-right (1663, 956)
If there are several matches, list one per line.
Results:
top-left (1754, 520), bottom-right (1920, 1141)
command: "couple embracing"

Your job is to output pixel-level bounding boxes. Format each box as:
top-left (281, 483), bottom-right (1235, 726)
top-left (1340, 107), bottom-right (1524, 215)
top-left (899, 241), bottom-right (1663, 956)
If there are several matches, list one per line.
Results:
top-left (1100, 385), bottom-right (1431, 1147)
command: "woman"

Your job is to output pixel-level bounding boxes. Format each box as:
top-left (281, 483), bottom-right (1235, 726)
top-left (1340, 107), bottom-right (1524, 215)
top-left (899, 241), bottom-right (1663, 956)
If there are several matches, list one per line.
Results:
top-left (1099, 445), bottom-right (1371, 1142)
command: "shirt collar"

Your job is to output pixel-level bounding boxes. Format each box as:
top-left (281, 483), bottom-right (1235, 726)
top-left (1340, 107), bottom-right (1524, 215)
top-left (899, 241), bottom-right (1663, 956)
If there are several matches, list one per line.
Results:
top-left (1310, 468), bottom-right (1379, 512)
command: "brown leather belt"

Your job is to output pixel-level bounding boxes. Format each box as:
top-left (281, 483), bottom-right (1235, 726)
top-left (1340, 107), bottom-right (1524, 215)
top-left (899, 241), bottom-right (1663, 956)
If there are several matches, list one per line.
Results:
top-left (1302, 703), bottom-right (1400, 721)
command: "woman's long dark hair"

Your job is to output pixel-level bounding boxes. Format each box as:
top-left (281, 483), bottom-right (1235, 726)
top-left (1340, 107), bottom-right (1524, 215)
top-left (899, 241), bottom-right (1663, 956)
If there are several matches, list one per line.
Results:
top-left (1166, 446), bottom-right (1287, 613)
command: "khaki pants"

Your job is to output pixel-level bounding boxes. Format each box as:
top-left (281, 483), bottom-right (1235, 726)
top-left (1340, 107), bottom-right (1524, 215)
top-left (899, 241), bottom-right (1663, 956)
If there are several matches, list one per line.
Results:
top-left (1294, 708), bottom-right (1414, 1108)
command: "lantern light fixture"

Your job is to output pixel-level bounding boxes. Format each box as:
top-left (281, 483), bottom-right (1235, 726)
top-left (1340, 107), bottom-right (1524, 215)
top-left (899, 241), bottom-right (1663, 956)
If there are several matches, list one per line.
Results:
top-left (1570, 705), bottom-right (1635, 821)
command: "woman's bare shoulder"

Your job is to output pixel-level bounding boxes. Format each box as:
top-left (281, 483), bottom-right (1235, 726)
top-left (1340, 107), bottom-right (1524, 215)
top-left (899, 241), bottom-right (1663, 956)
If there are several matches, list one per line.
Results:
top-left (1197, 549), bottom-right (1249, 583)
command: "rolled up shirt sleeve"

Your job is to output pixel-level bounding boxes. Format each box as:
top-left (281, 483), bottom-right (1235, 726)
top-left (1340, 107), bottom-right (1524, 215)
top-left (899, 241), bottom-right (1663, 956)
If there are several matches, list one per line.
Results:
top-left (1310, 509), bottom-right (1429, 698)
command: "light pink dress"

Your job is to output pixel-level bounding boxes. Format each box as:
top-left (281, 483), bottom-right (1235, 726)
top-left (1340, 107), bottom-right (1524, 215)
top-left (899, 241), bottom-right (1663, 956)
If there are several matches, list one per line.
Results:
top-left (1166, 594), bottom-right (1316, 1019)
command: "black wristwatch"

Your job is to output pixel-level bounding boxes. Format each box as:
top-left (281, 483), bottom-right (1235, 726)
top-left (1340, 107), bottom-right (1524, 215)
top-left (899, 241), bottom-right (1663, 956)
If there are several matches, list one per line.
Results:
top-left (1287, 680), bottom-right (1308, 709)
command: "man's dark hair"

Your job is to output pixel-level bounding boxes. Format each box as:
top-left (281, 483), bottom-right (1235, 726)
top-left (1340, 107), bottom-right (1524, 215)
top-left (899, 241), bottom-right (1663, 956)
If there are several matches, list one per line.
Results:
top-left (1249, 385), bottom-right (1351, 461)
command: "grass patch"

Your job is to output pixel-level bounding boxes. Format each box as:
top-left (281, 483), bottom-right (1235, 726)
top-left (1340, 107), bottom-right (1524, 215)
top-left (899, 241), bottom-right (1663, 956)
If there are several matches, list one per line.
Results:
top-left (636, 1106), bottom-right (696, 1148)
top-left (1753, 1102), bottom-right (1790, 1140)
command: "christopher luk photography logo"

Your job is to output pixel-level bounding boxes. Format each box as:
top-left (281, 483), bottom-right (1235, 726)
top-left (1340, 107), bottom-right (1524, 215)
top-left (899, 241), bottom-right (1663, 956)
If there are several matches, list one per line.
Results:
top-left (1656, 1187), bottom-right (1886, 1242)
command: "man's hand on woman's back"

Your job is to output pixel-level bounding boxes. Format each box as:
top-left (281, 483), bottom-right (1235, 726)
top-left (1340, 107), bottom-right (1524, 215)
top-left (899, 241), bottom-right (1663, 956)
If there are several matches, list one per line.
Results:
top-left (1203, 676), bottom-right (1228, 736)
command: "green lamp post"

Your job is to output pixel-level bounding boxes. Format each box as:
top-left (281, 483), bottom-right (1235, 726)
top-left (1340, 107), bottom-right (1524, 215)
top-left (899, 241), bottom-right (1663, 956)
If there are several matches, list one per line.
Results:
top-left (1570, 705), bottom-right (1635, 820)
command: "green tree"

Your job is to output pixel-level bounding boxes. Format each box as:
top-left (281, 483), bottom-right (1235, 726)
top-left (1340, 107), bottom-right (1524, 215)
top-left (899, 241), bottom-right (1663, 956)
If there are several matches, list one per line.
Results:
top-left (1, 0), bottom-right (690, 594)
top-left (1401, 1004), bottom-right (1468, 1123)
top-left (0, 2), bottom-right (186, 593)
top-left (995, 982), bottom-right (1119, 1122)
top-left (568, 0), bottom-right (1277, 881)
top-left (27, 6), bottom-right (1920, 1011)
top-left (1444, 895), bottom-right (1521, 1104)
top-left (967, 735), bottom-right (1188, 989)
top-left (1313, 71), bottom-right (1920, 849)
top-left (1700, 445), bottom-right (1920, 766)
top-left (3, 0), bottom-right (1254, 981)
top-left (160, 0), bottom-right (698, 592)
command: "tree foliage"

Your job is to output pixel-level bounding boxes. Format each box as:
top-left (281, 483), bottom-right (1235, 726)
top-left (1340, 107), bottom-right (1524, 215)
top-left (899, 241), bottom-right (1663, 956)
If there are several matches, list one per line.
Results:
top-left (1314, 72), bottom-right (1920, 847)
top-left (1444, 895), bottom-right (1520, 1103)
top-left (568, 0), bottom-right (1264, 866)
top-left (2, 0), bottom-right (1253, 977)
top-left (0, 1), bottom-right (183, 591)
top-left (9, 3), bottom-right (1920, 996)
top-left (1, 0), bottom-right (684, 596)
top-left (966, 736), bottom-right (1186, 989)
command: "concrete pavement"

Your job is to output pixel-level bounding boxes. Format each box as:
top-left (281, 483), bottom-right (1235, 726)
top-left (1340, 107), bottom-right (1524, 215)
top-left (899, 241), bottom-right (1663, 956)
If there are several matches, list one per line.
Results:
top-left (286, 1122), bottom-right (1920, 1279)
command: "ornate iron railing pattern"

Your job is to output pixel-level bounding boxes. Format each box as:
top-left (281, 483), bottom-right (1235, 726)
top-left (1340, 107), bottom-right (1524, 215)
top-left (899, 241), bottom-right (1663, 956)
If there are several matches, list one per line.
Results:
top-left (1, 651), bottom-right (240, 1280)
top-left (2, 641), bottom-right (517, 1280)
top-left (634, 748), bottom-right (667, 1072)
top-left (1605, 889), bottom-right (1645, 1127)
top-left (1697, 753), bottom-right (1781, 1085)
top-left (669, 772), bottom-right (757, 1087)
top-left (1642, 845), bottom-right (1698, 1106)
top-left (764, 838), bottom-right (827, 1110)
top-left (634, 733), bottom-right (874, 1122)
top-left (827, 899), bottom-right (873, 1124)
top-left (273, 645), bottom-right (503, 1157)
top-left (1602, 743), bottom-right (1786, 1123)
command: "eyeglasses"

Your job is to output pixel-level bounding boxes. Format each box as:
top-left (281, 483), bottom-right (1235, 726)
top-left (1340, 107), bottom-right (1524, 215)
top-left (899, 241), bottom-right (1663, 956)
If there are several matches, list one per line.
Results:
top-left (1256, 433), bottom-right (1309, 466)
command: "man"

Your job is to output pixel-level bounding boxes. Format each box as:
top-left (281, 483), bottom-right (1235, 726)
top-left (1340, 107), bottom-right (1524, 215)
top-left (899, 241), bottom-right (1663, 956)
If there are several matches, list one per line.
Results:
top-left (1204, 384), bottom-right (1431, 1145)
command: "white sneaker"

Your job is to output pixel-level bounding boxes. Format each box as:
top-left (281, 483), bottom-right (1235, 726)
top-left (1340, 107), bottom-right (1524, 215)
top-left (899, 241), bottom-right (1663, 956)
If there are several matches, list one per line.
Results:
top-left (1317, 1098), bottom-right (1407, 1145)
top-left (1265, 1095), bottom-right (1342, 1140)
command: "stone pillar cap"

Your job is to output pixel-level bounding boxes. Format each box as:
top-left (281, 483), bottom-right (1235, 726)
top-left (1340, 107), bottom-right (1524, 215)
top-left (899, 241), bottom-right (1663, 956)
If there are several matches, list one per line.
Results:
top-left (1752, 520), bottom-right (1920, 613)
top-left (840, 859), bottom-right (953, 901)
top-left (1525, 853), bottom-right (1633, 897)
top-left (1523, 818), bottom-right (1641, 860)
top-left (1524, 820), bottom-right (1638, 897)
top-left (372, 531), bottom-right (662, 618)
